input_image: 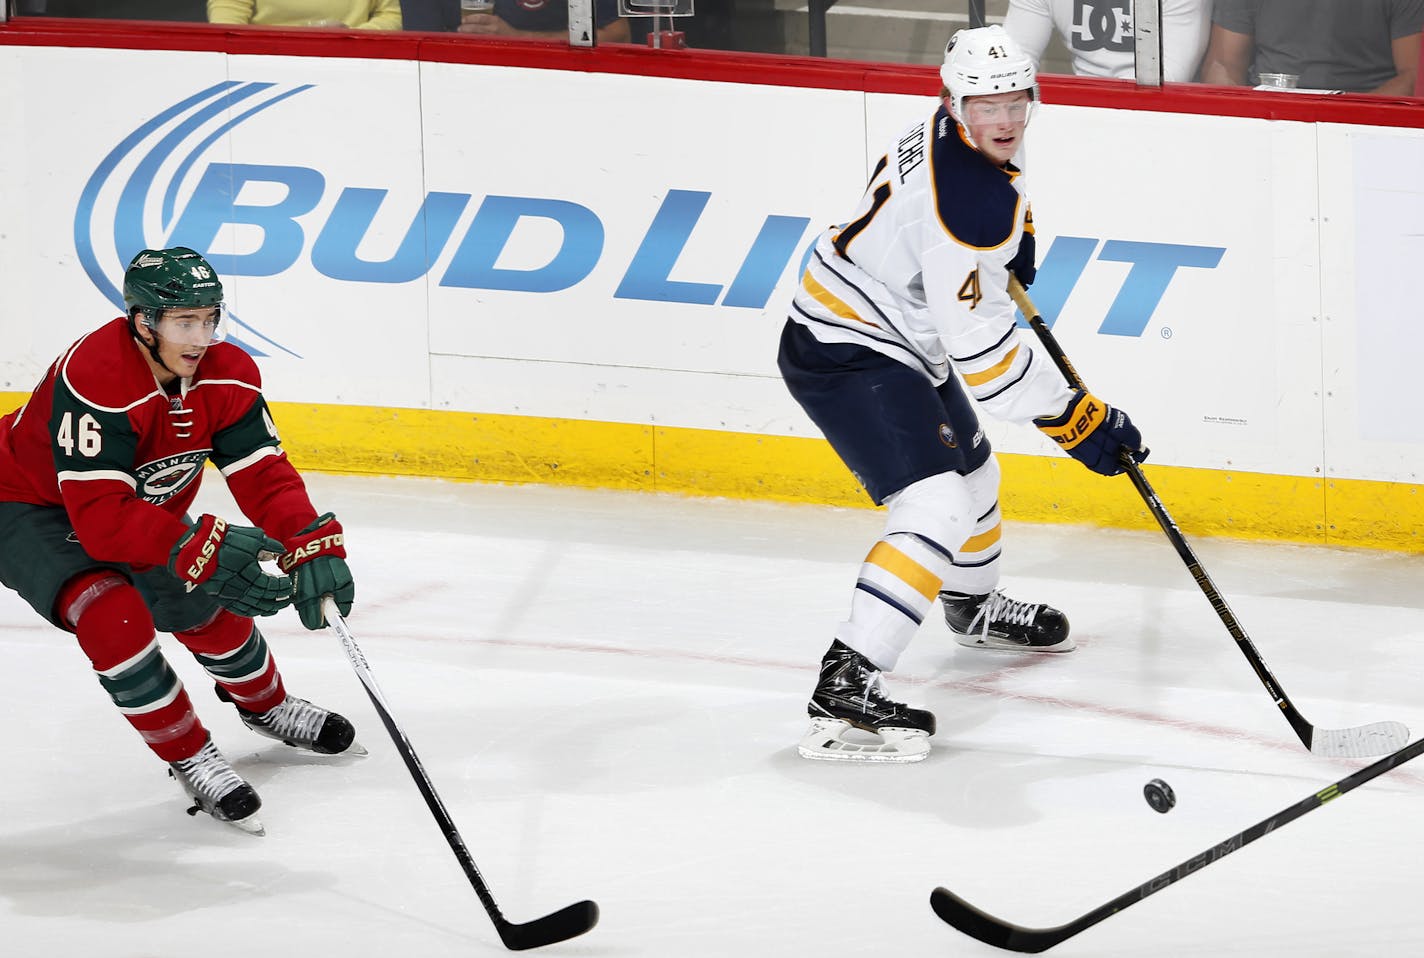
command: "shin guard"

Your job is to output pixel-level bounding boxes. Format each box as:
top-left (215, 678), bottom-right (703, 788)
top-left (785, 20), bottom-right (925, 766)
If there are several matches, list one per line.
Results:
top-left (176, 609), bottom-right (286, 714)
top-left (61, 575), bottom-right (206, 762)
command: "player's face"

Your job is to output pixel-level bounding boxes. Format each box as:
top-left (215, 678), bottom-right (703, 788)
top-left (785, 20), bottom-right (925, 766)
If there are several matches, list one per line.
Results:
top-left (963, 91), bottom-right (1030, 165)
top-left (143, 306), bottom-right (222, 378)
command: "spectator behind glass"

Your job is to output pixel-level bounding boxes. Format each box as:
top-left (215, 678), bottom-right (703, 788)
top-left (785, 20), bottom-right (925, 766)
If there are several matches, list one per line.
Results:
top-left (399, 0), bottom-right (457, 31)
top-left (18, 0), bottom-right (205, 18)
top-left (458, 0), bottom-right (630, 42)
top-left (1200, 0), bottom-right (1424, 94)
top-left (1419, 32), bottom-right (1424, 93)
top-left (1005, 0), bottom-right (1213, 81)
top-left (208, 0), bottom-right (403, 28)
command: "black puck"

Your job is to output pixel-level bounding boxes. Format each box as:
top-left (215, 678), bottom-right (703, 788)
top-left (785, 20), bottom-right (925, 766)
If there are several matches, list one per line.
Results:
top-left (1144, 778), bottom-right (1176, 813)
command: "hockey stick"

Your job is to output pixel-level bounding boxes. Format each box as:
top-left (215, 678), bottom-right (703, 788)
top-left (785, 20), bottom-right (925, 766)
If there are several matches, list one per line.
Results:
top-left (323, 599), bottom-right (599, 951)
top-left (931, 732), bottom-right (1424, 952)
top-left (1008, 276), bottom-right (1407, 759)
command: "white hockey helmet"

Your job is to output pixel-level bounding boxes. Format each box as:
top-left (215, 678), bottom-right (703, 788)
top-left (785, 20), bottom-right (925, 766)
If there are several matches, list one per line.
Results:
top-left (940, 24), bottom-right (1038, 124)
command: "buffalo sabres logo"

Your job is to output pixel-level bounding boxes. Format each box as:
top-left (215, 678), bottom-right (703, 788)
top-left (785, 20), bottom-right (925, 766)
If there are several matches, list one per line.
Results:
top-left (135, 450), bottom-right (210, 504)
top-left (939, 424), bottom-right (957, 448)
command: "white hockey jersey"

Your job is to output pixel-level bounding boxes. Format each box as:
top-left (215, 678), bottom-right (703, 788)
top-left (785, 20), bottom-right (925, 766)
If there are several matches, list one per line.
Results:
top-left (788, 104), bottom-right (1074, 427)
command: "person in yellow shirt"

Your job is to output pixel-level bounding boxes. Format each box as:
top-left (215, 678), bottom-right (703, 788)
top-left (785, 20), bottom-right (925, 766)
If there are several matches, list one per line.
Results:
top-left (208, 0), bottom-right (402, 28)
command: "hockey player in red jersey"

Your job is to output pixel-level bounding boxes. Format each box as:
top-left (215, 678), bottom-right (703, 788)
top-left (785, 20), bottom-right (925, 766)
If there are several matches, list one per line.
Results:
top-left (779, 26), bottom-right (1149, 762)
top-left (0, 247), bottom-right (360, 832)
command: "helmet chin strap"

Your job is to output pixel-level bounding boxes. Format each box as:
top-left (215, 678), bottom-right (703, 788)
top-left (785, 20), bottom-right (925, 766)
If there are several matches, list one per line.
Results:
top-left (131, 310), bottom-right (181, 379)
top-left (952, 110), bottom-right (982, 153)
top-left (950, 110), bottom-right (993, 159)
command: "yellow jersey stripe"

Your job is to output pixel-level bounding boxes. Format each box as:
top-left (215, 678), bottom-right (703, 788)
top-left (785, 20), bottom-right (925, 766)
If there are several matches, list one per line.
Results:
top-left (960, 345), bottom-right (1020, 387)
top-left (803, 270), bottom-right (874, 325)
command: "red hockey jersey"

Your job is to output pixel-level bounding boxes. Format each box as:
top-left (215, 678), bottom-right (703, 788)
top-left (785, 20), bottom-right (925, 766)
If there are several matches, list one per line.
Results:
top-left (0, 318), bottom-right (320, 570)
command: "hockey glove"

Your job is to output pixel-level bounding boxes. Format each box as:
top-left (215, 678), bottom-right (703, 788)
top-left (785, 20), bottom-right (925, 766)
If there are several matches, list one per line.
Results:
top-left (169, 514), bottom-right (293, 618)
top-left (1034, 390), bottom-right (1149, 477)
top-left (1007, 235), bottom-right (1036, 288)
top-left (279, 512), bottom-right (354, 630)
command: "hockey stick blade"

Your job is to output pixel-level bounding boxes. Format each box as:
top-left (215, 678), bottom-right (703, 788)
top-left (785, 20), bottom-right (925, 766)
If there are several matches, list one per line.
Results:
top-left (1308, 720), bottom-right (1410, 759)
top-left (323, 601), bottom-right (599, 951)
top-left (496, 900), bottom-right (600, 951)
top-left (930, 734), bottom-right (1424, 953)
top-left (930, 886), bottom-right (1062, 954)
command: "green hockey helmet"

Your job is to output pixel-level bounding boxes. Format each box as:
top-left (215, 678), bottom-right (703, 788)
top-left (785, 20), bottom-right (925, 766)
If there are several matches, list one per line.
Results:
top-left (122, 246), bottom-right (224, 331)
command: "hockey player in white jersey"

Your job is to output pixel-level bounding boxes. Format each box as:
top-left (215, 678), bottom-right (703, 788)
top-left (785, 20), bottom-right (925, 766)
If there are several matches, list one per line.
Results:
top-left (779, 25), bottom-right (1149, 763)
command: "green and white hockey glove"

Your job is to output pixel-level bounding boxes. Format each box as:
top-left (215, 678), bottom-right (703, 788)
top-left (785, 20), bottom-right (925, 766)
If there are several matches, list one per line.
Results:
top-left (169, 514), bottom-right (293, 618)
top-left (279, 512), bottom-right (354, 630)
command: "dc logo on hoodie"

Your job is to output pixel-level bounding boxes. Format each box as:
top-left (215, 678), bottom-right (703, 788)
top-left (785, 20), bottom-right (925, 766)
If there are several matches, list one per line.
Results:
top-left (1071, 0), bottom-right (1133, 53)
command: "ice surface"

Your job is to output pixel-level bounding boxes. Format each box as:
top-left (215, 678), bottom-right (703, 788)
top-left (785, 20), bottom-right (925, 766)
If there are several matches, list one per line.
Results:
top-left (3, 473), bottom-right (1422, 956)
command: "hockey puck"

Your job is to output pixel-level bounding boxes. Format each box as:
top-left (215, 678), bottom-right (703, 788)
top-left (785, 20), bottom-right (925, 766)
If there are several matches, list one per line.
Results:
top-left (1143, 778), bottom-right (1176, 813)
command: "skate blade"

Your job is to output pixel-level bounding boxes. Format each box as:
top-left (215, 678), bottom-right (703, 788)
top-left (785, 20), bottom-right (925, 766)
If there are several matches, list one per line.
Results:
top-left (186, 801), bottom-right (266, 836)
top-left (312, 738), bottom-right (367, 757)
top-left (796, 717), bottom-right (930, 764)
top-left (953, 631), bottom-right (1075, 653)
top-left (266, 733), bottom-right (367, 757)
top-left (226, 815), bottom-right (266, 837)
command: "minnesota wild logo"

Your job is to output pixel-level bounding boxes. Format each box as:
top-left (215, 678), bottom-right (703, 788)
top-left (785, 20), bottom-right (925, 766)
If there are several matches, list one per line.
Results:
top-left (135, 451), bottom-right (210, 504)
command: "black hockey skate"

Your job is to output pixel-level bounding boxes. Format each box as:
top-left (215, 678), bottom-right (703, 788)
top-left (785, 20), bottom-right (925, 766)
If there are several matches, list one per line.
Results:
top-left (942, 589), bottom-right (1073, 652)
top-left (216, 684), bottom-right (363, 755)
top-left (169, 734), bottom-right (264, 835)
top-left (798, 640), bottom-right (935, 763)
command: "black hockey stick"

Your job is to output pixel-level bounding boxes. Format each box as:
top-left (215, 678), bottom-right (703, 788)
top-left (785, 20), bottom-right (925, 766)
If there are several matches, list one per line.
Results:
top-left (1008, 276), bottom-right (1407, 759)
top-left (931, 732), bottom-right (1424, 952)
top-left (323, 600), bottom-right (598, 951)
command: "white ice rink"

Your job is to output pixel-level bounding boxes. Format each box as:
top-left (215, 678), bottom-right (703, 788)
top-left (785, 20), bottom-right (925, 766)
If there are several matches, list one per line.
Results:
top-left (3, 472), bottom-right (1423, 957)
